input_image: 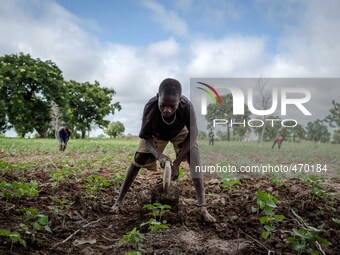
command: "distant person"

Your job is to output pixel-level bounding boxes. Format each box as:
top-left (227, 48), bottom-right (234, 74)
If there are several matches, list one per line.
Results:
top-left (208, 130), bottom-right (215, 145)
top-left (57, 126), bottom-right (71, 151)
top-left (111, 78), bottom-right (216, 222)
top-left (272, 135), bottom-right (283, 149)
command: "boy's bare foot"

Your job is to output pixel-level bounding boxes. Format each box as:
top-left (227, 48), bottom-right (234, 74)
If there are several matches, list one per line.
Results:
top-left (200, 207), bottom-right (216, 223)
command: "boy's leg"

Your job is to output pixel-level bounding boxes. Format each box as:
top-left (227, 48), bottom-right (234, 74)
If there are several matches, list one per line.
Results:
top-left (111, 152), bottom-right (156, 211)
top-left (272, 141), bottom-right (276, 149)
top-left (188, 144), bottom-right (216, 223)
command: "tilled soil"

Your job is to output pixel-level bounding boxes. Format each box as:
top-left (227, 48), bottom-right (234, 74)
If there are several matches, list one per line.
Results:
top-left (0, 166), bottom-right (339, 255)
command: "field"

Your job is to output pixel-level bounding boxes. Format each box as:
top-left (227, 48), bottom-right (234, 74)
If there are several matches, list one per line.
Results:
top-left (0, 138), bottom-right (339, 255)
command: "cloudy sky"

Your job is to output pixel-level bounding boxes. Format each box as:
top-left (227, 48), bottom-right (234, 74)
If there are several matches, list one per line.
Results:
top-left (1, 0), bottom-right (340, 136)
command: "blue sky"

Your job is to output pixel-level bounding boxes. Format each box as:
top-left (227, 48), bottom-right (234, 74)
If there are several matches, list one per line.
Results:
top-left (1, 0), bottom-right (340, 136)
top-left (56, 0), bottom-right (283, 50)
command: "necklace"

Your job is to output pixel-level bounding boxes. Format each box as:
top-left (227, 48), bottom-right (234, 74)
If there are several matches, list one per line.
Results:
top-left (161, 112), bottom-right (176, 125)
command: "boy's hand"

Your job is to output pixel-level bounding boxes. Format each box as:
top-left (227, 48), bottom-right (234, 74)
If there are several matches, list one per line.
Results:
top-left (171, 161), bottom-right (179, 180)
top-left (158, 154), bottom-right (170, 168)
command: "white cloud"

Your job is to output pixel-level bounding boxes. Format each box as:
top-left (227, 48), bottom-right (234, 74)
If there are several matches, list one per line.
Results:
top-left (141, 0), bottom-right (188, 36)
top-left (263, 0), bottom-right (340, 77)
top-left (0, 0), bottom-right (102, 82)
top-left (187, 36), bottom-right (268, 77)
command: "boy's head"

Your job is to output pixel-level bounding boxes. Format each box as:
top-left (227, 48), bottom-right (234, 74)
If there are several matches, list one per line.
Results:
top-left (64, 126), bottom-right (69, 132)
top-left (158, 78), bottom-right (182, 118)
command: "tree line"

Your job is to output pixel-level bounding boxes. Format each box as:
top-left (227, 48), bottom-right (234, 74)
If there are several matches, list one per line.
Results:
top-left (0, 53), bottom-right (121, 138)
top-left (202, 94), bottom-right (340, 144)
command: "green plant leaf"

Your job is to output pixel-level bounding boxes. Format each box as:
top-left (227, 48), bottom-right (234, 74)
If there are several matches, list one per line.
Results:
top-left (260, 216), bottom-right (272, 224)
top-left (264, 225), bottom-right (275, 232)
top-left (261, 231), bottom-right (270, 239)
top-left (266, 199), bottom-right (277, 208)
top-left (0, 229), bottom-right (11, 236)
top-left (37, 215), bottom-right (49, 225)
top-left (274, 214), bottom-right (285, 221)
top-left (44, 225), bottom-right (52, 233)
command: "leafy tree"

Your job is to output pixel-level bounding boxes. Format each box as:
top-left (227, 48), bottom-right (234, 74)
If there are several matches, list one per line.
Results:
top-left (0, 99), bottom-right (8, 132)
top-left (253, 116), bottom-right (282, 141)
top-left (0, 53), bottom-right (64, 137)
top-left (197, 130), bottom-right (207, 140)
top-left (332, 129), bottom-right (340, 144)
top-left (289, 124), bottom-right (306, 142)
top-left (306, 119), bottom-right (330, 143)
top-left (325, 100), bottom-right (340, 127)
top-left (232, 124), bottom-right (251, 141)
top-left (216, 130), bottom-right (229, 141)
top-left (105, 121), bottom-right (125, 138)
top-left (65, 80), bottom-right (121, 138)
top-left (206, 94), bottom-right (251, 141)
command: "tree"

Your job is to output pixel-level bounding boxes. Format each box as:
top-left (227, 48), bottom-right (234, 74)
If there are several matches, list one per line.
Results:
top-left (205, 94), bottom-right (251, 141)
top-left (65, 80), bottom-right (121, 138)
top-left (105, 121), bottom-right (125, 138)
top-left (288, 124), bottom-right (306, 142)
top-left (325, 100), bottom-right (340, 127)
top-left (332, 129), bottom-right (340, 144)
top-left (253, 116), bottom-right (282, 141)
top-left (50, 101), bottom-right (63, 138)
top-left (306, 119), bottom-right (330, 143)
top-left (0, 53), bottom-right (64, 137)
top-left (0, 99), bottom-right (8, 133)
top-left (197, 130), bottom-right (207, 140)
top-left (251, 78), bottom-right (277, 145)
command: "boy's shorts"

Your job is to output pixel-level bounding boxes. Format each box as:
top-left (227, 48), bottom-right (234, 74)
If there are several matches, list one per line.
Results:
top-left (57, 134), bottom-right (68, 143)
top-left (132, 126), bottom-right (189, 170)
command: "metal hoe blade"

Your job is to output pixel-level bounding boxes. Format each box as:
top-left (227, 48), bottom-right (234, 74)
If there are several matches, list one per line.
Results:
top-left (163, 160), bottom-right (171, 193)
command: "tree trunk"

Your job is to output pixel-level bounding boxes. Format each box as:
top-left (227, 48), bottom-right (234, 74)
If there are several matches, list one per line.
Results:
top-left (259, 116), bottom-right (266, 146)
top-left (81, 130), bottom-right (86, 139)
top-left (36, 128), bottom-right (47, 138)
top-left (227, 125), bottom-right (230, 141)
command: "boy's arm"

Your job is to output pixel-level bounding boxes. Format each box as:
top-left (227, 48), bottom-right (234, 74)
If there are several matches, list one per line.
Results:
top-left (144, 139), bottom-right (170, 167)
top-left (67, 131), bottom-right (71, 142)
top-left (172, 104), bottom-right (198, 176)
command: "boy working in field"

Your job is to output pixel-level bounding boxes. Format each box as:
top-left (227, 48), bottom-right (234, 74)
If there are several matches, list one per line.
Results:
top-left (272, 135), bottom-right (283, 149)
top-left (57, 126), bottom-right (71, 151)
top-left (111, 78), bottom-right (216, 222)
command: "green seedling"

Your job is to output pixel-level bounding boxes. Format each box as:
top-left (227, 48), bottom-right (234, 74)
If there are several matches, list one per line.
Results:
top-left (0, 180), bottom-right (39, 199)
top-left (48, 197), bottom-right (73, 229)
top-left (0, 229), bottom-right (26, 252)
top-left (220, 177), bottom-right (241, 189)
top-left (143, 202), bottom-right (171, 222)
top-left (287, 210), bottom-right (331, 255)
top-left (178, 166), bottom-right (185, 182)
top-left (252, 190), bottom-right (285, 239)
top-left (18, 207), bottom-right (52, 238)
top-left (141, 203), bottom-right (171, 232)
top-left (270, 175), bottom-right (284, 187)
top-left (140, 218), bottom-right (169, 232)
top-left (112, 171), bottom-right (125, 186)
top-left (50, 167), bottom-right (76, 187)
top-left (82, 175), bottom-right (110, 196)
top-left (125, 252), bottom-right (142, 255)
top-left (119, 227), bottom-right (142, 250)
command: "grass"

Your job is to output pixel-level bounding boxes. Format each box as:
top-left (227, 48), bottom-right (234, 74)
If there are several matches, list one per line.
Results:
top-left (0, 138), bottom-right (339, 178)
top-left (198, 140), bottom-right (340, 178)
